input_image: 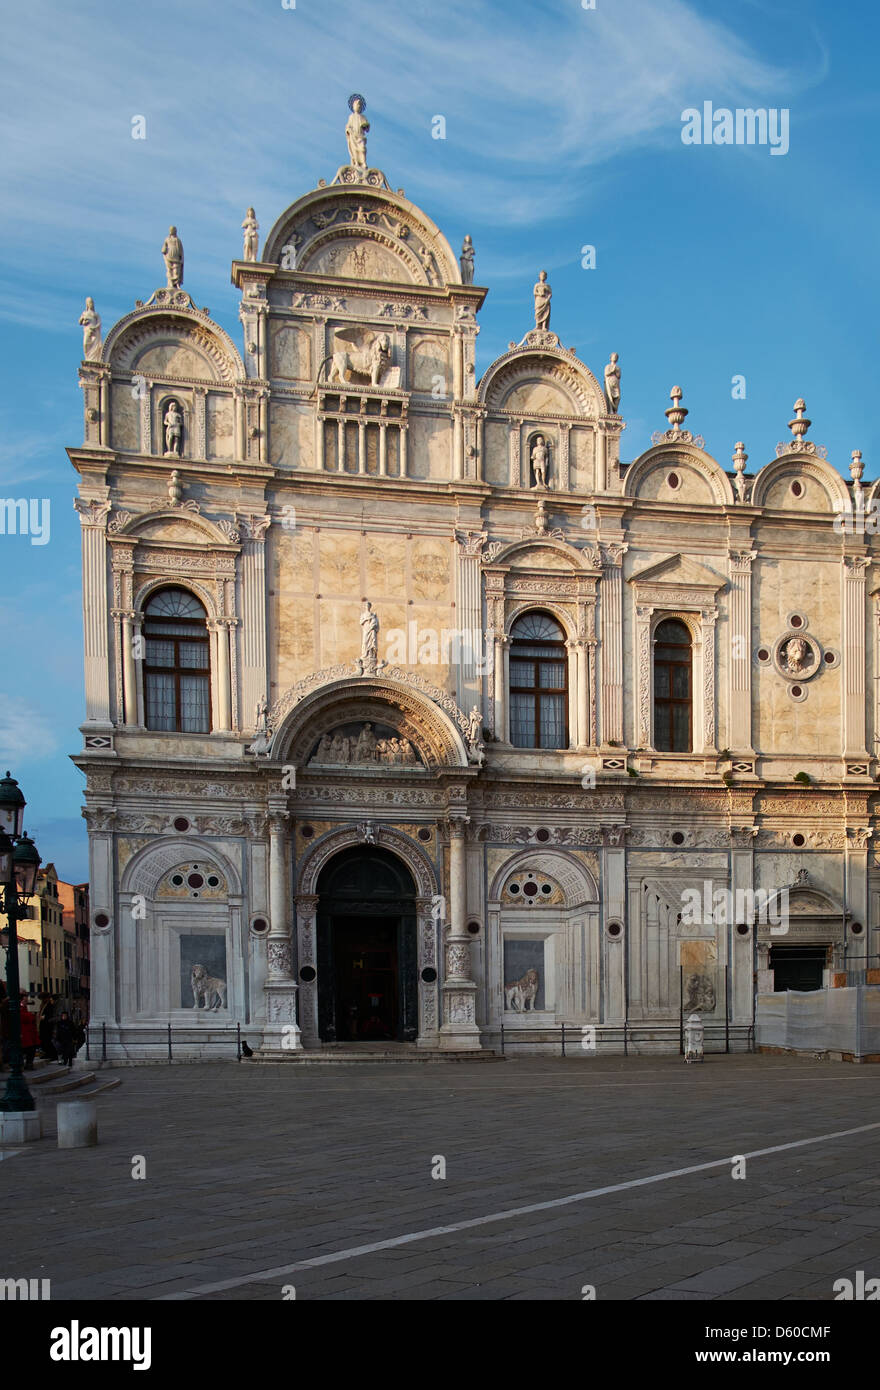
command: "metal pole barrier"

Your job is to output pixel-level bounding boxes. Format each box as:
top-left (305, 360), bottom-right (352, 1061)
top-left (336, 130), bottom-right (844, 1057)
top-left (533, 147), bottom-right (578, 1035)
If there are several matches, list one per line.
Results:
top-left (725, 964), bottom-right (730, 1054)
top-left (167, 1023), bottom-right (172, 1064)
top-left (679, 966), bottom-right (684, 1055)
top-left (623, 1020), bottom-right (628, 1057)
top-left (102, 1021), bottom-right (106, 1062)
top-left (561, 1022), bottom-right (565, 1058)
top-left (500, 1023), bottom-right (504, 1055)
top-left (236, 1022), bottom-right (241, 1061)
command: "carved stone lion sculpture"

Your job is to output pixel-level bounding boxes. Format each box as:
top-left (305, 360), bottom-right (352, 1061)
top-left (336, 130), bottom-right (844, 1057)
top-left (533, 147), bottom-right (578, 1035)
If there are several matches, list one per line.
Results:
top-left (191, 963), bottom-right (227, 1011)
top-left (327, 330), bottom-right (391, 388)
top-left (505, 968), bottom-right (540, 1012)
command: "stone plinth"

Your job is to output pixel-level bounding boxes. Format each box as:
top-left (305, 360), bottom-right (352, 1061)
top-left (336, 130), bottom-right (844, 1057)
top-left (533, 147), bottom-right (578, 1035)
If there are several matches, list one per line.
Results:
top-left (0, 1110), bottom-right (42, 1144)
top-left (57, 1099), bottom-right (98, 1148)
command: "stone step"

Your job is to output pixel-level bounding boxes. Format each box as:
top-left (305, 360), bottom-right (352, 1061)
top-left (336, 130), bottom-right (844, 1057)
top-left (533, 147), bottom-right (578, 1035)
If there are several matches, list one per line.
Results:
top-left (34, 1070), bottom-right (105, 1096)
top-left (248, 1048), bottom-right (503, 1064)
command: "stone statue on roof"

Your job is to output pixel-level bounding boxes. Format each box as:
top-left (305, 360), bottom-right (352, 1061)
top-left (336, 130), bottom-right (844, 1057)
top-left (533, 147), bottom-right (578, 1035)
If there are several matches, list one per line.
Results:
top-left (162, 226), bottom-right (184, 288)
top-left (533, 270), bottom-right (551, 330)
top-left (346, 95), bottom-right (369, 171)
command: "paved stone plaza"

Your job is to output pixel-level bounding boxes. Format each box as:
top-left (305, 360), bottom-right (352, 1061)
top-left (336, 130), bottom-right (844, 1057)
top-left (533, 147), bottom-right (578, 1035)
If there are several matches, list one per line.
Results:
top-left (3, 1055), bottom-right (880, 1301)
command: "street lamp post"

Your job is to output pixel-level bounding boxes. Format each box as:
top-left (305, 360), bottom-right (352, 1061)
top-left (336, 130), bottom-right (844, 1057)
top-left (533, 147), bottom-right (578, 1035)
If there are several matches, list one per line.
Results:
top-left (0, 772), bottom-right (41, 1115)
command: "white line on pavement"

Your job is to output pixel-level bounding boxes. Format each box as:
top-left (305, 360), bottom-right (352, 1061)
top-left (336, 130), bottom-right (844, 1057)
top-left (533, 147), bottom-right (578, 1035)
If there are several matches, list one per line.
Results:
top-left (157, 1118), bottom-right (880, 1300)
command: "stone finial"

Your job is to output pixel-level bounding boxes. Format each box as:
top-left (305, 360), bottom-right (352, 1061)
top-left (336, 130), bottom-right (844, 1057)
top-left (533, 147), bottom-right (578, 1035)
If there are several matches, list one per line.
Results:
top-left (850, 449), bottom-right (864, 483)
top-left (168, 469), bottom-right (182, 504)
top-left (732, 441), bottom-right (748, 503)
top-left (788, 398), bottom-right (810, 441)
top-left (665, 385), bottom-right (688, 431)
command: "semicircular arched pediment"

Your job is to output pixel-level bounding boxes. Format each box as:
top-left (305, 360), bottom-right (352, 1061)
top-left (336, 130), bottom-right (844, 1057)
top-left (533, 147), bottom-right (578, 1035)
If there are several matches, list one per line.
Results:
top-left (268, 673), bottom-right (471, 769)
top-left (479, 350), bottom-right (605, 417)
top-left (489, 848), bottom-right (598, 907)
top-left (262, 187), bottom-right (460, 286)
top-left (105, 312), bottom-right (244, 384)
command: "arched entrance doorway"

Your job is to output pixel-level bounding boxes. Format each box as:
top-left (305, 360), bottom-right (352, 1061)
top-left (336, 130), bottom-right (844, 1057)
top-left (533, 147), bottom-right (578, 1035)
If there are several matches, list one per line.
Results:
top-left (316, 847), bottom-right (418, 1043)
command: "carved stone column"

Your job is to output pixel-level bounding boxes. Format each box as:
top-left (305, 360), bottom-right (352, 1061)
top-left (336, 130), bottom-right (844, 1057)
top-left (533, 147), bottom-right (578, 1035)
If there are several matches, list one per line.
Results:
top-left (295, 892), bottom-right (320, 1047)
top-left (121, 610), bottom-right (138, 726)
top-left (439, 816), bottom-right (480, 1050)
top-left (237, 514), bottom-right (270, 736)
top-left (83, 807), bottom-right (117, 1025)
top-left (576, 640), bottom-right (589, 747)
top-left (211, 619), bottom-right (232, 732)
top-left (264, 809), bottom-right (300, 1048)
top-left (728, 551), bottom-right (756, 753)
top-left (566, 640), bottom-right (578, 748)
top-left (75, 499), bottom-right (113, 728)
top-left (599, 543), bottom-right (626, 744)
top-left (843, 557), bottom-right (869, 759)
top-left (635, 604), bottom-right (654, 749)
top-left (416, 894), bottom-right (440, 1048)
top-left (700, 607), bottom-right (718, 753)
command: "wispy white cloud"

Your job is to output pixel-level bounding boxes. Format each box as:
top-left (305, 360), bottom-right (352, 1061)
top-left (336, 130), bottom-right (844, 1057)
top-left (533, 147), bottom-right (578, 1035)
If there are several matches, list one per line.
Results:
top-left (0, 696), bottom-right (59, 764)
top-left (0, 0), bottom-right (814, 305)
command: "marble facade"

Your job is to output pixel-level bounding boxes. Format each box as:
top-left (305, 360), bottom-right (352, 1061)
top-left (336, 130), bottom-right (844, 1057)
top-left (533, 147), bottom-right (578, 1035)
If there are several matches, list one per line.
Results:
top-left (70, 102), bottom-right (878, 1057)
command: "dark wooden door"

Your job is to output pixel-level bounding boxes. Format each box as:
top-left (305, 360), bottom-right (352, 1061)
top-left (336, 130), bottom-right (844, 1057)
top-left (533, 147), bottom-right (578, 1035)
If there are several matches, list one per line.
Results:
top-left (315, 848), bottom-right (418, 1043)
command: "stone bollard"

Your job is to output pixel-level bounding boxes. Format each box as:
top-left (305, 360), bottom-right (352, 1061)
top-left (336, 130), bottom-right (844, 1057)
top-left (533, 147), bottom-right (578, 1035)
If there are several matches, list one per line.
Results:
top-left (57, 1099), bottom-right (98, 1149)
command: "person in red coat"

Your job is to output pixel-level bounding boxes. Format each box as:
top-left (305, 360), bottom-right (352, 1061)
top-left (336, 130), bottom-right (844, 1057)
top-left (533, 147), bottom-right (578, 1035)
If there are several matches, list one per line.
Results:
top-left (18, 997), bottom-right (39, 1069)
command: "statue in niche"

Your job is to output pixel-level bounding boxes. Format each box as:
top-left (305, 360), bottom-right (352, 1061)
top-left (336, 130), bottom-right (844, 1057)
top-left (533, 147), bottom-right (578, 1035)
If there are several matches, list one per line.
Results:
top-left (354, 723), bottom-right (377, 762)
top-left (505, 968), bottom-right (539, 1012)
top-left (254, 696), bottom-right (269, 733)
top-left (191, 963), bottom-right (227, 1011)
top-left (531, 435), bottom-right (549, 489)
top-left (346, 94), bottom-right (369, 171)
top-left (533, 269), bottom-right (552, 330)
top-left (242, 207), bottom-right (259, 261)
top-left (683, 973), bottom-right (715, 1014)
top-left (162, 226), bottom-right (184, 288)
top-left (79, 297), bottom-right (102, 359)
top-left (460, 234), bottom-right (475, 285)
top-left (163, 403), bottom-right (183, 458)
top-left (604, 352), bottom-right (621, 413)
top-left (360, 599), bottom-right (379, 666)
top-left (467, 706), bottom-right (483, 747)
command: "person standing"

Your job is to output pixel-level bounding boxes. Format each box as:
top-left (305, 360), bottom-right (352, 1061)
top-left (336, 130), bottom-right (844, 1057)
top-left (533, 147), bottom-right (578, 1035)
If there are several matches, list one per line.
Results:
top-left (54, 1011), bottom-right (77, 1069)
top-left (19, 996), bottom-right (38, 1069)
top-left (38, 994), bottom-right (57, 1060)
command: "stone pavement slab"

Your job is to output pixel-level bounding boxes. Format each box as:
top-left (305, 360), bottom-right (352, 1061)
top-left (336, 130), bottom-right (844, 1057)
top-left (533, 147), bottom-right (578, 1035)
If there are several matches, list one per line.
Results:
top-left (3, 1054), bottom-right (879, 1302)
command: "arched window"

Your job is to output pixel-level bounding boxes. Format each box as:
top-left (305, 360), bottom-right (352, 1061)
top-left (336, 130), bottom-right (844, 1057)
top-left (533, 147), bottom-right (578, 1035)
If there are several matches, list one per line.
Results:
top-left (143, 588), bottom-right (211, 733)
top-left (653, 619), bottom-right (692, 752)
top-left (509, 612), bottom-right (568, 749)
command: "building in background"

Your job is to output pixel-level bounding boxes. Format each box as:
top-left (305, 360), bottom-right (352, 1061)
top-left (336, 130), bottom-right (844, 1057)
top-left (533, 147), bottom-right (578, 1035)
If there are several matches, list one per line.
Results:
top-left (58, 879), bottom-right (91, 1018)
top-left (0, 907), bottom-right (42, 1001)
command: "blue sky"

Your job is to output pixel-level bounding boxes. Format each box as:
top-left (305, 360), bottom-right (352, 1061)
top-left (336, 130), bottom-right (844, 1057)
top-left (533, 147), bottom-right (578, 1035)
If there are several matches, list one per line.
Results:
top-left (1, 0), bottom-right (877, 882)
